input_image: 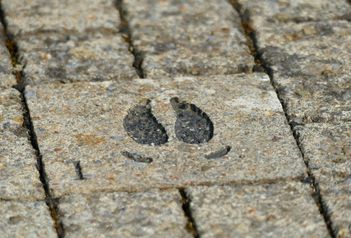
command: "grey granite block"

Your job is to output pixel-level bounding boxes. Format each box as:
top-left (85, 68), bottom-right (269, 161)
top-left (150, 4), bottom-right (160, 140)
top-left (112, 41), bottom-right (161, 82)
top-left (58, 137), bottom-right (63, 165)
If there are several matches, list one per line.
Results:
top-left (249, 18), bottom-right (351, 122)
top-left (0, 200), bottom-right (56, 238)
top-left (297, 123), bottom-right (351, 237)
top-left (26, 73), bottom-right (305, 197)
top-left (238, 0), bottom-right (351, 24)
top-left (17, 32), bottom-right (137, 84)
top-left (124, 0), bottom-right (254, 77)
top-left (59, 190), bottom-right (191, 238)
top-left (0, 89), bottom-right (44, 200)
top-left (0, 27), bottom-right (16, 89)
top-left (187, 182), bottom-right (329, 238)
top-left (2, 0), bottom-right (120, 35)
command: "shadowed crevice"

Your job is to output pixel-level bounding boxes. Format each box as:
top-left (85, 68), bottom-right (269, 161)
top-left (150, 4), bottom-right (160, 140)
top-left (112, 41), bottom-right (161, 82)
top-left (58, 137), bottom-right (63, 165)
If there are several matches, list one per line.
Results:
top-left (179, 188), bottom-right (200, 238)
top-left (115, 0), bottom-right (145, 78)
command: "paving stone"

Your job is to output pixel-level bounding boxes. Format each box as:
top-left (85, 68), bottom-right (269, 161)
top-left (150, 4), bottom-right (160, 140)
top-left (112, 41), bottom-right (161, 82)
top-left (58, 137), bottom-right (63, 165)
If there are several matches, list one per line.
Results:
top-left (296, 123), bottom-right (351, 237)
top-left (16, 32), bottom-right (136, 84)
top-left (187, 182), bottom-right (329, 238)
top-left (0, 26), bottom-right (16, 89)
top-left (2, 0), bottom-right (120, 35)
top-left (252, 20), bottom-right (351, 123)
top-left (124, 0), bottom-right (254, 77)
top-left (0, 89), bottom-right (44, 200)
top-left (0, 200), bottom-right (56, 238)
top-left (59, 190), bottom-right (190, 238)
top-left (26, 73), bottom-right (305, 197)
top-left (238, 0), bottom-right (351, 24)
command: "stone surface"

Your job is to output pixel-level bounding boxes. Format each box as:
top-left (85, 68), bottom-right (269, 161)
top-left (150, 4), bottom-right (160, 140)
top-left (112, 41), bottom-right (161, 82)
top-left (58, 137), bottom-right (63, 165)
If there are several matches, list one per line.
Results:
top-left (124, 0), bottom-right (254, 77)
top-left (238, 0), bottom-right (351, 23)
top-left (2, 0), bottom-right (120, 35)
top-left (17, 32), bottom-right (136, 84)
top-left (0, 200), bottom-right (56, 238)
top-left (297, 123), bottom-right (351, 237)
top-left (187, 182), bottom-right (329, 238)
top-left (59, 189), bottom-right (190, 238)
top-left (252, 19), bottom-right (351, 122)
top-left (25, 73), bottom-right (305, 197)
top-left (0, 89), bottom-right (44, 200)
top-left (0, 26), bottom-right (16, 89)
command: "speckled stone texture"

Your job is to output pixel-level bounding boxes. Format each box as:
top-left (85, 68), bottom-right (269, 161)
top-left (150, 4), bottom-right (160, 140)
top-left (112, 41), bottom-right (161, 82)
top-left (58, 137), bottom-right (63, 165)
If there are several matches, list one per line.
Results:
top-left (25, 73), bottom-right (305, 197)
top-left (124, 0), bottom-right (254, 77)
top-left (59, 190), bottom-right (190, 238)
top-left (187, 182), bottom-right (329, 238)
top-left (239, 4), bottom-right (351, 123)
top-left (259, 21), bottom-right (351, 123)
top-left (0, 26), bottom-right (16, 89)
top-left (0, 200), bottom-right (56, 238)
top-left (17, 32), bottom-right (136, 84)
top-left (2, 0), bottom-right (137, 84)
top-left (0, 89), bottom-right (44, 200)
top-left (2, 0), bottom-right (120, 34)
top-left (237, 0), bottom-right (351, 23)
top-left (297, 123), bottom-right (351, 237)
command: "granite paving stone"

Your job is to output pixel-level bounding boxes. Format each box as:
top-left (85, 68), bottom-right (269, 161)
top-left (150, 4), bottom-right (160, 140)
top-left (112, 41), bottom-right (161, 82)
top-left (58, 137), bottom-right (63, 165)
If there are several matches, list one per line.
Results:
top-left (0, 200), bottom-right (56, 238)
top-left (187, 182), bottom-right (329, 238)
top-left (2, 0), bottom-right (120, 35)
top-left (237, 0), bottom-right (351, 24)
top-left (0, 25), bottom-right (16, 89)
top-left (59, 190), bottom-right (190, 238)
top-left (2, 0), bottom-right (137, 84)
top-left (17, 32), bottom-right (137, 84)
top-left (25, 73), bottom-right (306, 197)
top-left (124, 0), bottom-right (254, 77)
top-left (296, 123), bottom-right (351, 237)
top-left (0, 89), bottom-right (44, 200)
top-left (242, 14), bottom-right (351, 122)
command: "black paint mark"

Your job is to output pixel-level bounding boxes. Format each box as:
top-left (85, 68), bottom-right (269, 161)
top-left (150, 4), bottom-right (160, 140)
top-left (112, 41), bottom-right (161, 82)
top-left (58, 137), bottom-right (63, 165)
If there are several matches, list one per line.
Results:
top-left (121, 151), bottom-right (153, 163)
top-left (171, 97), bottom-right (214, 144)
top-left (73, 161), bottom-right (84, 180)
top-left (205, 146), bottom-right (231, 159)
top-left (123, 99), bottom-right (168, 145)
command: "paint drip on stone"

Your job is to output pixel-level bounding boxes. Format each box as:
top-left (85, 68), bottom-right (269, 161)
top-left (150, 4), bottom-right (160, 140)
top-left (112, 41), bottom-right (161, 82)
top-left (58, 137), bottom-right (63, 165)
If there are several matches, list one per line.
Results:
top-left (170, 97), bottom-right (214, 144)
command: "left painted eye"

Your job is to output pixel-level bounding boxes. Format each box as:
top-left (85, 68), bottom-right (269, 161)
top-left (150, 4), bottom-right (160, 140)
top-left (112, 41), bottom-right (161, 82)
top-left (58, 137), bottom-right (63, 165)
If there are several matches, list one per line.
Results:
top-left (170, 97), bottom-right (214, 144)
top-left (123, 99), bottom-right (168, 145)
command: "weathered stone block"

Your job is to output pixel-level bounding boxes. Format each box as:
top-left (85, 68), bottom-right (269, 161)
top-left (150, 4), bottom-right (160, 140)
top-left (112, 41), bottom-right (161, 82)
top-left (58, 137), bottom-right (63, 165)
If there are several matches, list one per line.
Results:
top-left (26, 73), bottom-right (305, 197)
top-left (0, 89), bottom-right (44, 200)
top-left (59, 190), bottom-right (190, 238)
top-left (124, 0), bottom-right (254, 77)
top-left (187, 182), bottom-right (329, 238)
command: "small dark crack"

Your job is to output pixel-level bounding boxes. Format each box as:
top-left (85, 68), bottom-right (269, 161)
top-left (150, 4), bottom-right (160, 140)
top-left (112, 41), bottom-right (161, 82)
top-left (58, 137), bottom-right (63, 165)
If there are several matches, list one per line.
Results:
top-left (228, 1), bottom-right (337, 237)
top-left (179, 188), bottom-right (200, 238)
top-left (0, 3), bottom-right (65, 237)
top-left (73, 161), bottom-right (85, 180)
top-left (121, 151), bottom-right (153, 163)
top-left (114, 0), bottom-right (145, 78)
top-left (204, 146), bottom-right (231, 159)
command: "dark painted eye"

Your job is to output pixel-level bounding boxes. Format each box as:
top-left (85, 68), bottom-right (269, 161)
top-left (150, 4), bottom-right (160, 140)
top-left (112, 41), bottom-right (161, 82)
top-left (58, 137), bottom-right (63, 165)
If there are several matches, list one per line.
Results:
top-left (123, 99), bottom-right (168, 145)
top-left (170, 97), bottom-right (214, 144)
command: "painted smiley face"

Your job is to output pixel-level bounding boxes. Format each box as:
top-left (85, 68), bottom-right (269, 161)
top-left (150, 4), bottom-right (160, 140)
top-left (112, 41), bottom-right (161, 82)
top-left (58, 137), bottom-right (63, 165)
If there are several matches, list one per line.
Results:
top-left (122, 97), bottom-right (231, 162)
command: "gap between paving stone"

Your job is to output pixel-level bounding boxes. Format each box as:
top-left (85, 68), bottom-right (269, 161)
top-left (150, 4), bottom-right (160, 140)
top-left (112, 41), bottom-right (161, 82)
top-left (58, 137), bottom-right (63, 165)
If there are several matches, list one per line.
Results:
top-left (115, 0), bottom-right (145, 78)
top-left (228, 1), bottom-right (337, 237)
top-left (0, 2), bottom-right (65, 237)
top-left (47, 175), bottom-right (305, 202)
